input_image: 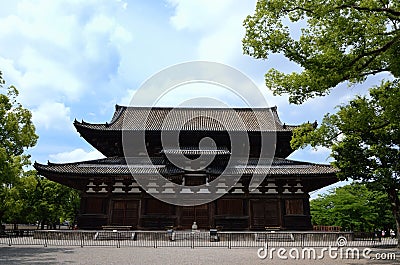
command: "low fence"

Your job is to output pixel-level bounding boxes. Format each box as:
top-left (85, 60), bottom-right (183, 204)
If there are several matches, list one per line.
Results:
top-left (313, 225), bottom-right (341, 232)
top-left (0, 230), bottom-right (397, 249)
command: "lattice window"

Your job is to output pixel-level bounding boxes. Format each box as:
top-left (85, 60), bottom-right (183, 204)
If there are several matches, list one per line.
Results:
top-left (217, 199), bottom-right (244, 216)
top-left (145, 199), bottom-right (172, 215)
top-left (285, 199), bottom-right (304, 215)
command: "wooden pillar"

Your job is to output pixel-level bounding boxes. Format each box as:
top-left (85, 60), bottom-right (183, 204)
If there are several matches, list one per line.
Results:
top-left (303, 192), bottom-right (312, 220)
top-left (278, 196), bottom-right (284, 229)
top-left (176, 206), bottom-right (182, 229)
top-left (209, 201), bottom-right (215, 228)
top-left (137, 191), bottom-right (146, 229)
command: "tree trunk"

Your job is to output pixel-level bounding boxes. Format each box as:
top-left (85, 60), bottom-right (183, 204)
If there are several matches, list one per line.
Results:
top-left (0, 212), bottom-right (4, 234)
top-left (0, 215), bottom-right (4, 235)
top-left (387, 187), bottom-right (400, 248)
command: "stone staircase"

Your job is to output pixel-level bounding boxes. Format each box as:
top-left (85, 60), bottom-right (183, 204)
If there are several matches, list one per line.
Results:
top-left (254, 232), bottom-right (295, 242)
top-left (94, 231), bottom-right (136, 240)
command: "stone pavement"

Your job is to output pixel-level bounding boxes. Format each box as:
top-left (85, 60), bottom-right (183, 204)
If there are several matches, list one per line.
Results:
top-left (0, 245), bottom-right (399, 265)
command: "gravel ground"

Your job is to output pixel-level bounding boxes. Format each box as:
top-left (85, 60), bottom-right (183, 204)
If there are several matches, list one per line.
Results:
top-left (1, 246), bottom-right (400, 265)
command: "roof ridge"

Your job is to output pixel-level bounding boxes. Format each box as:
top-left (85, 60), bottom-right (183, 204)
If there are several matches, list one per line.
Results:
top-left (37, 157), bottom-right (112, 166)
top-left (114, 105), bottom-right (279, 111)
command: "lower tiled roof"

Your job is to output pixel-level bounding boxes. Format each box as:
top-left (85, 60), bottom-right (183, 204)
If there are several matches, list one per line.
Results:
top-left (34, 157), bottom-right (338, 177)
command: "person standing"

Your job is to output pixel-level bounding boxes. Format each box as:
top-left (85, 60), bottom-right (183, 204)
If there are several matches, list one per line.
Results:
top-left (390, 229), bottom-right (395, 239)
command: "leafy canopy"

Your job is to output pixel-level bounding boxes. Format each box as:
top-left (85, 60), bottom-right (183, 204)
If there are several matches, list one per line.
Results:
top-left (3, 170), bottom-right (80, 227)
top-left (311, 183), bottom-right (395, 231)
top-left (0, 71), bottom-right (38, 186)
top-left (291, 81), bottom-right (399, 189)
top-left (243, 0), bottom-right (400, 103)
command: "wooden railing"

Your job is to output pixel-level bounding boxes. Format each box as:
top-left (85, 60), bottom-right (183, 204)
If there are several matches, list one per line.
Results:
top-left (313, 225), bottom-right (341, 232)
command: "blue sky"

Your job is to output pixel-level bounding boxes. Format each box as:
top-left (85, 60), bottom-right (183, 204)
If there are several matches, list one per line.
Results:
top-left (0, 0), bottom-right (383, 197)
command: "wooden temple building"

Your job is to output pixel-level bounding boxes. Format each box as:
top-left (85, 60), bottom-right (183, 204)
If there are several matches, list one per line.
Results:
top-left (34, 106), bottom-right (338, 230)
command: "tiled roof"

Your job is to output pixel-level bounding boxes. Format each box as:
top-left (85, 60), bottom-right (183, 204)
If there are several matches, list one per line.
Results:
top-left (34, 157), bottom-right (338, 177)
top-left (34, 157), bottom-right (182, 176)
top-left (74, 105), bottom-right (298, 132)
top-left (208, 164), bottom-right (338, 176)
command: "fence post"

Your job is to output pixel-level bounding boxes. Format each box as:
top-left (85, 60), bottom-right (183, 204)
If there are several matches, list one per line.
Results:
top-left (228, 233), bottom-right (231, 249)
top-left (372, 233), bottom-right (376, 248)
top-left (44, 231), bottom-right (48, 247)
top-left (117, 232), bottom-right (120, 248)
top-left (8, 234), bottom-right (12, 246)
top-left (154, 232), bottom-right (157, 248)
top-left (81, 232), bottom-right (84, 248)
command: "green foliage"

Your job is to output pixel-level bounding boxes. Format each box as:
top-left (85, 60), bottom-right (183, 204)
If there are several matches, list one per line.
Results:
top-left (0, 72), bottom-right (79, 228)
top-left (311, 183), bottom-right (395, 231)
top-left (4, 172), bottom-right (38, 224)
top-left (0, 71), bottom-right (38, 186)
top-left (0, 71), bottom-right (38, 227)
top-left (34, 173), bottom-right (80, 227)
top-left (291, 81), bottom-right (399, 186)
top-left (3, 170), bottom-right (80, 227)
top-left (243, 0), bottom-right (400, 245)
top-left (293, 81), bottom-right (400, 244)
top-left (243, 0), bottom-right (400, 103)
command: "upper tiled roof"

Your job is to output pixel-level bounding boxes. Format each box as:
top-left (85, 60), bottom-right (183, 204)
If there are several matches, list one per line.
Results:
top-left (74, 105), bottom-right (298, 132)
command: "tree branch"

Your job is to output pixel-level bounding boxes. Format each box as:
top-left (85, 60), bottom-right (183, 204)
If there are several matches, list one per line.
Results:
top-left (350, 121), bottom-right (391, 135)
top-left (359, 68), bottom-right (390, 77)
top-left (282, 7), bottom-right (315, 14)
top-left (376, 29), bottom-right (400, 36)
top-left (348, 37), bottom-right (399, 67)
top-left (337, 4), bottom-right (400, 17)
top-left (324, 131), bottom-right (343, 145)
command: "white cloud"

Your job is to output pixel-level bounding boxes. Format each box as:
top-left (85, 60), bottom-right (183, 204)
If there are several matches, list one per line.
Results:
top-left (119, 89), bottom-right (136, 106)
top-left (289, 146), bottom-right (333, 164)
top-left (0, 0), bottom-right (132, 106)
top-left (168, 0), bottom-right (257, 63)
top-left (18, 47), bottom-right (83, 103)
top-left (256, 81), bottom-right (290, 108)
top-left (153, 82), bottom-right (247, 107)
top-left (82, 14), bottom-right (132, 60)
top-left (116, 0), bottom-right (128, 10)
top-left (49, 148), bottom-right (105, 163)
top-left (0, 57), bottom-right (23, 87)
top-left (309, 146), bottom-right (331, 156)
top-left (168, 0), bottom-right (253, 32)
top-left (32, 102), bottom-right (74, 131)
top-left (196, 18), bottom-right (243, 63)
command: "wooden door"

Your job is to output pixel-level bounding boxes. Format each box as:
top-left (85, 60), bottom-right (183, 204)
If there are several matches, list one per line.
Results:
top-left (111, 200), bottom-right (139, 227)
top-left (181, 204), bottom-right (209, 229)
top-left (250, 199), bottom-right (280, 229)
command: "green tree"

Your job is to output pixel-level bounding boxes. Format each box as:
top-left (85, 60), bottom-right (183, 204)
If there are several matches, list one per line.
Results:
top-left (3, 171), bottom-right (80, 229)
top-left (33, 174), bottom-right (80, 229)
top-left (0, 71), bottom-right (38, 230)
top-left (243, 0), bottom-right (400, 104)
top-left (3, 172), bottom-right (37, 226)
top-left (311, 183), bottom-right (394, 232)
top-left (243, 0), bottom-right (400, 246)
top-left (292, 82), bottom-right (399, 244)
